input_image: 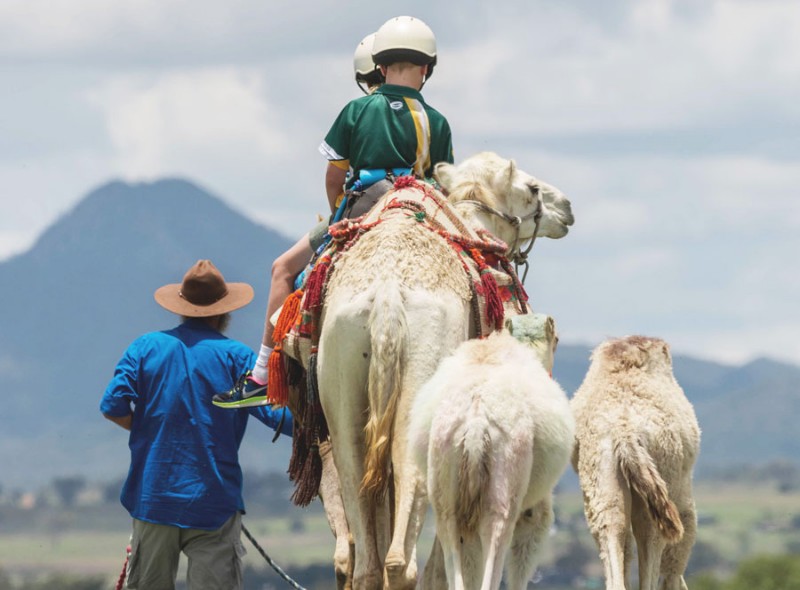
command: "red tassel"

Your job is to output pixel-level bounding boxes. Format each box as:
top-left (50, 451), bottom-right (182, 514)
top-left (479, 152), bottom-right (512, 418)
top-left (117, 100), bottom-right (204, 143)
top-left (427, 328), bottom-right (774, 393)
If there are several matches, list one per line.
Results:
top-left (480, 270), bottom-right (505, 330)
top-left (394, 175), bottom-right (418, 190)
top-left (302, 256), bottom-right (331, 312)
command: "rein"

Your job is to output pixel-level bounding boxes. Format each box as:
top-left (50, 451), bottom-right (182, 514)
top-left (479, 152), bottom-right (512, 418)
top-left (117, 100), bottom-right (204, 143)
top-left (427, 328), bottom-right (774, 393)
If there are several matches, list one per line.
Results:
top-left (459, 189), bottom-right (543, 283)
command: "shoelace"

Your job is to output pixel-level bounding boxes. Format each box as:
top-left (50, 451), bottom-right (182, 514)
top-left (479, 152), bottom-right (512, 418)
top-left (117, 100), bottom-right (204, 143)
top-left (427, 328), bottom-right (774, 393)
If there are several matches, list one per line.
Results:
top-left (230, 372), bottom-right (250, 398)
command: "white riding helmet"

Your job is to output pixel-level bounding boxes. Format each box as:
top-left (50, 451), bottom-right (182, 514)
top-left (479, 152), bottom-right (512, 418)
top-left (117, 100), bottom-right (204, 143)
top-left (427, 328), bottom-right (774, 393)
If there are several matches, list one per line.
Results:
top-left (354, 33), bottom-right (384, 94)
top-left (372, 16), bottom-right (437, 78)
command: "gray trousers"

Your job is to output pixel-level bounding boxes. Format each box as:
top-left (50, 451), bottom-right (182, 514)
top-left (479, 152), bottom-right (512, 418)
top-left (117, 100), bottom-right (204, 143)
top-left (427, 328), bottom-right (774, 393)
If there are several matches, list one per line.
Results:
top-left (126, 512), bottom-right (246, 590)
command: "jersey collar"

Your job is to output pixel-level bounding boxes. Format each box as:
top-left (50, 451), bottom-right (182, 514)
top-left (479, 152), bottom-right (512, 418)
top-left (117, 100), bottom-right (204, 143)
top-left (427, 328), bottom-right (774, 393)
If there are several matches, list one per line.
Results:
top-left (375, 84), bottom-right (426, 103)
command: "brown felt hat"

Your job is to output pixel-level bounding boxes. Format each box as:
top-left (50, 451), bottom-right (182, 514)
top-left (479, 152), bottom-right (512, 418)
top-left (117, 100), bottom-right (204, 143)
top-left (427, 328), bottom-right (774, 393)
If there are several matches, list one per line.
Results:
top-left (154, 259), bottom-right (254, 317)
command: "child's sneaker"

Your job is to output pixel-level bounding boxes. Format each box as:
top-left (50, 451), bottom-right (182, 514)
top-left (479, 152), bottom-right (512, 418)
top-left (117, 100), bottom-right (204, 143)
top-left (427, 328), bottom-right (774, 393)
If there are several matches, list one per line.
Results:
top-left (213, 372), bottom-right (269, 408)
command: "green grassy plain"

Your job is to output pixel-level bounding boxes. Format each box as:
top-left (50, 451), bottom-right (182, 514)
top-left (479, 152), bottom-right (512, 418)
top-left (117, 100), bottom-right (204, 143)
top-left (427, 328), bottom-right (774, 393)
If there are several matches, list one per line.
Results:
top-left (1, 482), bottom-right (798, 586)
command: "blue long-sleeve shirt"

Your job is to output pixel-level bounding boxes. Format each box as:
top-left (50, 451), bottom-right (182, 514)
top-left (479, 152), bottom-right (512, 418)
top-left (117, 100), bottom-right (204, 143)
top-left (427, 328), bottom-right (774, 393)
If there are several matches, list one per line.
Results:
top-left (100, 319), bottom-right (293, 529)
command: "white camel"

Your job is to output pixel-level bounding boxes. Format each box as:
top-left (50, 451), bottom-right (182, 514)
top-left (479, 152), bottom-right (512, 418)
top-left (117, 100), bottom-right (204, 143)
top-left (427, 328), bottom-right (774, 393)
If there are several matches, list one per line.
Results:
top-left (571, 336), bottom-right (700, 590)
top-left (409, 314), bottom-right (575, 590)
top-left (318, 440), bottom-right (355, 589)
top-left (316, 152), bottom-right (574, 589)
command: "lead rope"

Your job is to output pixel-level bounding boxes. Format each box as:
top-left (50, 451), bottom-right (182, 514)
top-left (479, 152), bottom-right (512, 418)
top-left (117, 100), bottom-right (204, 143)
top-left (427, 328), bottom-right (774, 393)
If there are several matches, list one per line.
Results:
top-left (459, 192), bottom-right (543, 284)
top-left (241, 522), bottom-right (308, 590)
top-left (511, 199), bottom-right (543, 284)
top-left (115, 544), bottom-right (131, 590)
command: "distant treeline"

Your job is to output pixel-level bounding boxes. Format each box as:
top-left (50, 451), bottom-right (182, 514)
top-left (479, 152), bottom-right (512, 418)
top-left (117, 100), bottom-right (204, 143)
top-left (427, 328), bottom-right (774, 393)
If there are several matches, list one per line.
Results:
top-left (698, 459), bottom-right (800, 492)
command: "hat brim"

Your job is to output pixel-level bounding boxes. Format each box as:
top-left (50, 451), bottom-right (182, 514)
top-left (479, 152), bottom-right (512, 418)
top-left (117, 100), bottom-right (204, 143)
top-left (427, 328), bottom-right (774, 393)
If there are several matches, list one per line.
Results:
top-left (154, 282), bottom-right (254, 317)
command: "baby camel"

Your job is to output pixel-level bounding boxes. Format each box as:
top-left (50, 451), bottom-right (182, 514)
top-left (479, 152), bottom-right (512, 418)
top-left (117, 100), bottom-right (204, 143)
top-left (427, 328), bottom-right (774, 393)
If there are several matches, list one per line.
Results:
top-left (571, 336), bottom-right (700, 590)
top-left (410, 314), bottom-right (574, 590)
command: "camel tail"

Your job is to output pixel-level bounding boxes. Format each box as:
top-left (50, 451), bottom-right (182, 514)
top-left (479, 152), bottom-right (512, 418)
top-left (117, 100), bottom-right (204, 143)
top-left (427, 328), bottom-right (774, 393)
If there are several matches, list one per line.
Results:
top-left (361, 281), bottom-right (407, 501)
top-left (455, 409), bottom-right (492, 537)
top-left (615, 435), bottom-right (684, 543)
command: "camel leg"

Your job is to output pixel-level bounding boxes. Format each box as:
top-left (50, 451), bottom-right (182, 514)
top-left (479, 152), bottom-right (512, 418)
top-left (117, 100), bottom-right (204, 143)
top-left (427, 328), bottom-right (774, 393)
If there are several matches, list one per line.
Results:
top-left (319, 306), bottom-right (382, 590)
top-left (421, 537), bottom-right (448, 590)
top-left (327, 415), bottom-right (381, 590)
top-left (438, 521), bottom-right (469, 590)
top-left (505, 499), bottom-right (553, 590)
top-left (582, 454), bottom-right (632, 590)
top-left (624, 528), bottom-right (635, 589)
top-left (319, 440), bottom-right (354, 590)
top-left (631, 492), bottom-right (666, 590)
top-left (659, 479), bottom-right (696, 590)
top-left (385, 299), bottom-right (468, 589)
top-left (375, 491), bottom-right (393, 570)
top-left (384, 461), bottom-right (426, 589)
top-left (479, 519), bottom-right (516, 590)
top-left (478, 446), bottom-right (533, 590)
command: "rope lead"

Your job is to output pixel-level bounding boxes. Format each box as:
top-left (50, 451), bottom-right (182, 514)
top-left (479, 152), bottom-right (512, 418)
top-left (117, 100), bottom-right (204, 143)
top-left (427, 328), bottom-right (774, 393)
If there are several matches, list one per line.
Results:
top-left (115, 545), bottom-right (131, 590)
top-left (241, 522), bottom-right (308, 590)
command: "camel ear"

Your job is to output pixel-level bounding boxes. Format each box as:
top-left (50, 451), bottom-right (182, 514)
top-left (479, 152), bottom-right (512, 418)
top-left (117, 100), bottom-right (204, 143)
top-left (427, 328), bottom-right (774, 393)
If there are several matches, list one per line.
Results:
top-left (494, 159), bottom-right (516, 193)
top-left (434, 162), bottom-right (458, 191)
top-left (545, 316), bottom-right (558, 349)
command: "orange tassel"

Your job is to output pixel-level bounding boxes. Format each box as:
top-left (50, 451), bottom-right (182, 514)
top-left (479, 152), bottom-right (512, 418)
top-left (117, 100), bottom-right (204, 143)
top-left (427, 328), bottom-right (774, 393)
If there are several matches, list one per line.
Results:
top-left (271, 289), bottom-right (303, 345)
top-left (268, 289), bottom-right (303, 407)
top-left (267, 349), bottom-right (289, 407)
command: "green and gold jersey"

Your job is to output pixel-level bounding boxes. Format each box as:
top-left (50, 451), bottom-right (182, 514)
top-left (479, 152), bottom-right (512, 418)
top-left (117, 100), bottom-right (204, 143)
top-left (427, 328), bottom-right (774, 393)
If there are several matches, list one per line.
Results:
top-left (319, 84), bottom-right (454, 187)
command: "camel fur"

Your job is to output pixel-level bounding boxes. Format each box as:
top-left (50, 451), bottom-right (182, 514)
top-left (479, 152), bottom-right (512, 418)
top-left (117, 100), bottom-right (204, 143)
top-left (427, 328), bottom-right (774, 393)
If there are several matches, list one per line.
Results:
top-left (410, 316), bottom-right (574, 590)
top-left (316, 152), bottom-right (574, 589)
top-left (571, 336), bottom-right (700, 590)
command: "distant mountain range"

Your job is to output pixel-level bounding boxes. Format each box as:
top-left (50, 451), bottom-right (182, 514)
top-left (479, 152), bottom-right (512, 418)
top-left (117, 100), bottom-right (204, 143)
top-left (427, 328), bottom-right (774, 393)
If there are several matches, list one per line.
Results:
top-left (0, 179), bottom-right (797, 488)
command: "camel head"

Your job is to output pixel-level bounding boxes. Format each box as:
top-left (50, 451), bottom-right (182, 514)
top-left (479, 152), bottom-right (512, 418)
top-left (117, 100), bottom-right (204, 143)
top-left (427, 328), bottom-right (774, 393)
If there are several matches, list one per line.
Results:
top-left (505, 312), bottom-right (558, 374)
top-left (435, 152), bottom-right (575, 246)
top-left (595, 335), bottom-right (673, 375)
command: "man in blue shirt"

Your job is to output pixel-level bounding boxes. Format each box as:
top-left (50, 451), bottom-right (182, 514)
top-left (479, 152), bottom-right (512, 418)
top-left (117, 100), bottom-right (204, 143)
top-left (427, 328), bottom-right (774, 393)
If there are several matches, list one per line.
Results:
top-left (101, 259), bottom-right (292, 590)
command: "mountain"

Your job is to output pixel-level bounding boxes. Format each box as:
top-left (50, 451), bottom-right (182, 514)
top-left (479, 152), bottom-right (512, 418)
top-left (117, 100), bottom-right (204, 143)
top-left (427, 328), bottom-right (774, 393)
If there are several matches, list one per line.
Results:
top-left (0, 178), bottom-right (798, 488)
top-left (0, 179), bottom-right (296, 487)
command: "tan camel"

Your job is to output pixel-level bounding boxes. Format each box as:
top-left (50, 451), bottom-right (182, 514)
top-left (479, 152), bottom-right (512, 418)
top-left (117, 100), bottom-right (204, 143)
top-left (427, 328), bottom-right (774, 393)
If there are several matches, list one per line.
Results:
top-left (410, 315), bottom-right (574, 590)
top-left (571, 336), bottom-right (700, 590)
top-left (316, 152), bottom-right (574, 589)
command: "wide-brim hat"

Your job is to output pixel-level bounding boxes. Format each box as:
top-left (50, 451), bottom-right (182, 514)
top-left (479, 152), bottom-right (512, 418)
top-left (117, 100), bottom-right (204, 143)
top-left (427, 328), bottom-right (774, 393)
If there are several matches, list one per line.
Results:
top-left (154, 259), bottom-right (254, 317)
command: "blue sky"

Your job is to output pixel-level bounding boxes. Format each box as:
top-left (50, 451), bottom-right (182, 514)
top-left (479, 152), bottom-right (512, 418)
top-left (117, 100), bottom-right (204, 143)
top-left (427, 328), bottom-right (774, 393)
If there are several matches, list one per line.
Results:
top-left (1, 0), bottom-right (798, 365)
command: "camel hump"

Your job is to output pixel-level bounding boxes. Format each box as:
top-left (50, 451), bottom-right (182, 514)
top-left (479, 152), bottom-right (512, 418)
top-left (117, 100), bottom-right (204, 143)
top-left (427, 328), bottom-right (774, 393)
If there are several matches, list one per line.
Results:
top-left (614, 434), bottom-right (684, 543)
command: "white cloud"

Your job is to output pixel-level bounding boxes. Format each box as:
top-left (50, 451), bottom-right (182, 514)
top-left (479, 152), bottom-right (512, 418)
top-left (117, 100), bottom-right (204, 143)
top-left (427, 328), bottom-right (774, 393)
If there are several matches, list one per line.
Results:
top-left (86, 68), bottom-right (286, 178)
top-left (439, 0), bottom-right (800, 137)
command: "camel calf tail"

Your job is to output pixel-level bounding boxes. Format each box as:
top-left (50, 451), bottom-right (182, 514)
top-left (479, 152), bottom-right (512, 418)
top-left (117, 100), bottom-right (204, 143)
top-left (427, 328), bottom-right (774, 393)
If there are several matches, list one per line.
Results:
top-left (615, 435), bottom-right (684, 543)
top-left (362, 282), bottom-right (407, 500)
top-left (455, 417), bottom-right (491, 537)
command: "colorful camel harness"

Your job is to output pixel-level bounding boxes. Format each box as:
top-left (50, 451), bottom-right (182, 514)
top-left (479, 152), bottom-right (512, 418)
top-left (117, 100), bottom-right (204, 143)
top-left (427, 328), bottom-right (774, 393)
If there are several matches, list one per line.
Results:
top-left (268, 176), bottom-right (533, 505)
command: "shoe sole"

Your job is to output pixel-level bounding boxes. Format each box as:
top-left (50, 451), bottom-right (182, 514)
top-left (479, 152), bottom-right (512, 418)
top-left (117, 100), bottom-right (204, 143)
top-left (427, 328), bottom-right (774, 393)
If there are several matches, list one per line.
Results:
top-left (212, 395), bottom-right (270, 408)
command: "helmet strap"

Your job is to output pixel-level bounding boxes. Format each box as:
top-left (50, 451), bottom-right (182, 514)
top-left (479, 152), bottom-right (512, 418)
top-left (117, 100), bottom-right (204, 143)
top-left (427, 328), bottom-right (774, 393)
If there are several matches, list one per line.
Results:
top-left (356, 80), bottom-right (369, 95)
